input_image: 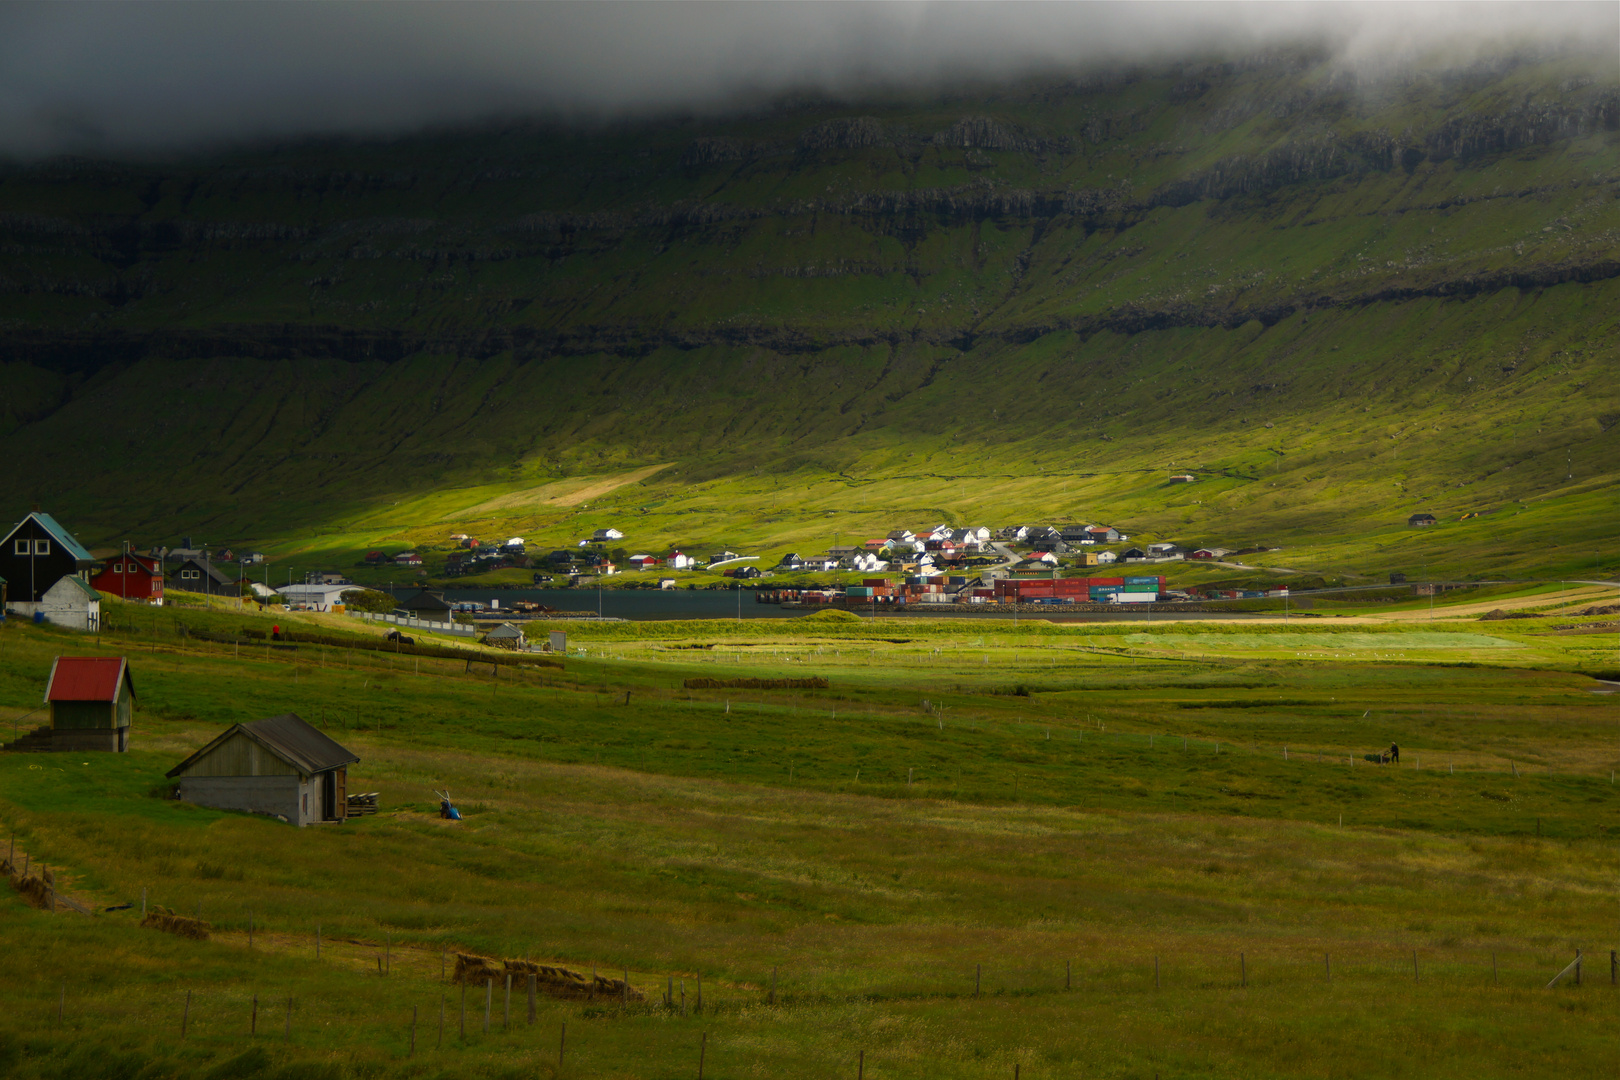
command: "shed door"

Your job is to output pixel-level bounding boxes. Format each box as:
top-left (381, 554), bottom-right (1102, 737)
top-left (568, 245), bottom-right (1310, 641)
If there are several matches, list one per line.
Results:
top-left (322, 771), bottom-right (336, 821)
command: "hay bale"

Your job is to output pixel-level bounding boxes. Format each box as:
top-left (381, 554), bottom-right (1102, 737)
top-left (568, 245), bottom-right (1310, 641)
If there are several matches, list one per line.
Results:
top-left (452, 952), bottom-right (505, 986)
top-left (683, 677), bottom-right (829, 690)
top-left (502, 959), bottom-right (645, 1001)
top-left (141, 905), bottom-right (210, 940)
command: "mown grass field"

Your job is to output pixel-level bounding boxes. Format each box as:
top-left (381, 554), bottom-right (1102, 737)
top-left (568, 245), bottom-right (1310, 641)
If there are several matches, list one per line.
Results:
top-left (2, 591), bottom-right (1617, 1078)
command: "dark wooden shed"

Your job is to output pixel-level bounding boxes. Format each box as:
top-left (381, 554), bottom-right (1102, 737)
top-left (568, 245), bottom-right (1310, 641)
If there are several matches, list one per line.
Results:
top-left (166, 713), bottom-right (359, 827)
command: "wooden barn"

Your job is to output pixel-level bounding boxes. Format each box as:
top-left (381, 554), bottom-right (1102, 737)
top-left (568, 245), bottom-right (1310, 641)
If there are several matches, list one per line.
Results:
top-left (5, 656), bottom-right (138, 753)
top-left (166, 713), bottom-right (359, 827)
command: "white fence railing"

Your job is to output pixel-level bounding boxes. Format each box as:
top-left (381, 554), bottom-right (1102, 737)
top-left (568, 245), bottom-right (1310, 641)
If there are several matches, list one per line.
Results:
top-left (350, 611), bottom-right (481, 638)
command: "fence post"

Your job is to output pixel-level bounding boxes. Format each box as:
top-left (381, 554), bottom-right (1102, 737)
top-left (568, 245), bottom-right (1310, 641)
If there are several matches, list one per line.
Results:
top-left (697, 1031), bottom-right (706, 1080)
top-left (410, 1005), bottom-right (417, 1057)
top-left (976, 963), bottom-right (981, 997)
top-left (181, 991), bottom-right (190, 1039)
top-left (769, 966), bottom-right (776, 1005)
top-left (284, 997), bottom-right (292, 1044)
top-left (483, 978), bottom-right (491, 1034)
top-left (559, 1022), bottom-right (568, 1075)
top-left (251, 994), bottom-right (257, 1036)
top-left (530, 973), bottom-right (538, 1023)
top-left (1240, 953), bottom-right (1246, 988)
top-left (504, 973), bottom-right (511, 1031)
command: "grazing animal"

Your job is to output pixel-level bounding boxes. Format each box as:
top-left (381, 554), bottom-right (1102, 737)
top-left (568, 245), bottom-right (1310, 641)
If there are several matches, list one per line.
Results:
top-left (386, 630), bottom-right (415, 645)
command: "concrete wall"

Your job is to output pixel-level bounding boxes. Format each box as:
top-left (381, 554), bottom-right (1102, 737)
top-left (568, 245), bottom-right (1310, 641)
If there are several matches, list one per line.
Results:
top-left (178, 775), bottom-right (301, 824)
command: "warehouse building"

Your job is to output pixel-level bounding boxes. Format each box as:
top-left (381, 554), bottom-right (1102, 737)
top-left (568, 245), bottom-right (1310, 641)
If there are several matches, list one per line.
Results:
top-left (165, 713), bottom-right (358, 826)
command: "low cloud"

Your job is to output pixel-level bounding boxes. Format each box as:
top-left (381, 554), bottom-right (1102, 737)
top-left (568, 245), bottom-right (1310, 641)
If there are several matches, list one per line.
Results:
top-left (0, 1), bottom-right (1612, 158)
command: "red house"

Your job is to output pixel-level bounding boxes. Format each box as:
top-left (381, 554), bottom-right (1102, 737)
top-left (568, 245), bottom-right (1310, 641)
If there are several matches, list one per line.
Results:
top-left (90, 547), bottom-right (164, 604)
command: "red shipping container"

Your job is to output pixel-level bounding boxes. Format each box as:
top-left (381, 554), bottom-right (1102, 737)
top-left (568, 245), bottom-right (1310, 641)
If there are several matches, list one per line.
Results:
top-left (1092, 577), bottom-right (1125, 586)
top-left (863, 578), bottom-right (888, 587)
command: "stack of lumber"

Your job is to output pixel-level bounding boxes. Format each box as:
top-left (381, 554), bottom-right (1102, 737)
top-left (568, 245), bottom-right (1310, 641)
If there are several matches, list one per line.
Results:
top-left (346, 792), bottom-right (380, 816)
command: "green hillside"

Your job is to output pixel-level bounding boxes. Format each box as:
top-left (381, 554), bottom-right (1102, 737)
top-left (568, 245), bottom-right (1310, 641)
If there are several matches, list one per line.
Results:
top-left (1, 47), bottom-right (1616, 577)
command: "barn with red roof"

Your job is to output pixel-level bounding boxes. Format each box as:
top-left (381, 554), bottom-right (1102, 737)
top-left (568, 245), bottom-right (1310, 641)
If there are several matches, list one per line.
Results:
top-left (4, 656), bottom-right (137, 753)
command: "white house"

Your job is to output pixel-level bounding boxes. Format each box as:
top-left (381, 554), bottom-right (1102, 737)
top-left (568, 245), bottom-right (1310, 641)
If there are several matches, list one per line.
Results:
top-left (666, 551), bottom-right (696, 570)
top-left (851, 552), bottom-right (886, 572)
top-left (28, 576), bottom-right (102, 632)
top-left (1095, 550), bottom-right (1119, 564)
top-left (592, 528), bottom-right (625, 542)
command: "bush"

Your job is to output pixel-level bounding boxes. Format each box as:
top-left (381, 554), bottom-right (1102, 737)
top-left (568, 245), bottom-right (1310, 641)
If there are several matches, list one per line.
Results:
top-left (340, 588), bottom-right (397, 613)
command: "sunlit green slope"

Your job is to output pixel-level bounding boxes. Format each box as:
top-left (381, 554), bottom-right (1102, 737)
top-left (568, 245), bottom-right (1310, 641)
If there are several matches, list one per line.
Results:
top-left (0, 47), bottom-right (1615, 576)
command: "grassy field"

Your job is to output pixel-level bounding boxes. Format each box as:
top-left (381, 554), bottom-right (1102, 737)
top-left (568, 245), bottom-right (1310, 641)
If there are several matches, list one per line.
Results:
top-left (2, 592), bottom-right (1617, 1077)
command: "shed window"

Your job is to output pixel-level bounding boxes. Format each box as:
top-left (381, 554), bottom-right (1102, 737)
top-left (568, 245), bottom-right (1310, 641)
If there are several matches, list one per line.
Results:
top-left (34, 539), bottom-right (50, 555)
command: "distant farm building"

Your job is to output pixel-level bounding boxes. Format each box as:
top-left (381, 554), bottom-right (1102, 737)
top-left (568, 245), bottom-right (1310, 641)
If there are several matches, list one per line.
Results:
top-left (396, 589), bottom-right (452, 617)
top-left (1190, 548), bottom-right (1232, 560)
top-left (170, 557), bottom-right (238, 597)
top-left (481, 623), bottom-right (527, 650)
top-left (1168, 474), bottom-right (1196, 483)
top-left (90, 547), bottom-right (165, 604)
top-left (277, 582), bottom-right (352, 611)
top-left (591, 528), bottom-right (624, 542)
top-left (1409, 513), bottom-right (1437, 527)
top-left (4, 656), bottom-right (138, 753)
top-left (166, 713), bottom-right (359, 827)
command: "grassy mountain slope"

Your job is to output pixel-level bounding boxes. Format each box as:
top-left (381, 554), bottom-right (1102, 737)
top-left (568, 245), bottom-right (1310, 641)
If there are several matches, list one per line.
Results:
top-left (0, 46), bottom-right (1616, 578)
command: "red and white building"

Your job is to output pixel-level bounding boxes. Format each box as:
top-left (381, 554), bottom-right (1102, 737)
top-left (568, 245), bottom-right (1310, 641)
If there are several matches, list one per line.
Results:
top-left (89, 547), bottom-right (164, 604)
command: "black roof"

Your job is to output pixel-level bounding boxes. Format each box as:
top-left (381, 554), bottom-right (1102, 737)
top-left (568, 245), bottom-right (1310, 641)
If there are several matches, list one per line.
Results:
top-left (171, 558), bottom-right (236, 585)
top-left (399, 589), bottom-right (450, 611)
top-left (166, 712), bottom-right (358, 778)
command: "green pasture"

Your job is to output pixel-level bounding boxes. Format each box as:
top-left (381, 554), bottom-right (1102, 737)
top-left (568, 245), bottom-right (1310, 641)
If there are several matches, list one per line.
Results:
top-left (2, 593), bottom-right (1618, 1077)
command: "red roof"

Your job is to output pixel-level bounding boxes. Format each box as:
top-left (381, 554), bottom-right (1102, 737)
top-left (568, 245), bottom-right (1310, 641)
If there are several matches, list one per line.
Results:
top-left (45, 657), bottom-right (133, 702)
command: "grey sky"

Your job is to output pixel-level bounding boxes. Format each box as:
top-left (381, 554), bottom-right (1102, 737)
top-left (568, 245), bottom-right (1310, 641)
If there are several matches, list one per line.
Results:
top-left (0, 1), bottom-right (1612, 157)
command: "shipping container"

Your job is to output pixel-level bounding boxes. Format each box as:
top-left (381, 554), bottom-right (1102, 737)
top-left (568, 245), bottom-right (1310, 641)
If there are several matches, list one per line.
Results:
top-left (846, 587), bottom-right (873, 598)
top-left (1091, 577), bottom-right (1125, 586)
top-left (863, 578), bottom-right (888, 587)
top-left (1123, 583), bottom-right (1158, 592)
top-left (1116, 592), bottom-right (1157, 603)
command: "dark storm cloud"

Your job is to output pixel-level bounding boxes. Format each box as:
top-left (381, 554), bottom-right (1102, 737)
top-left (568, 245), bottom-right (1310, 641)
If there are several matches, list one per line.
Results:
top-left (0, 1), bottom-right (1612, 157)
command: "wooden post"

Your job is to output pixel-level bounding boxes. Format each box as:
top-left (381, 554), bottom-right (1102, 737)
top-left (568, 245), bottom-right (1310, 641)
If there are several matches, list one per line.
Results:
top-left (1065, 959), bottom-right (1071, 991)
top-left (559, 1022), bottom-right (567, 1075)
top-left (1325, 953), bottom-right (1331, 982)
top-left (1575, 949), bottom-right (1582, 986)
top-left (284, 996), bottom-right (292, 1044)
top-left (58, 981), bottom-right (64, 1022)
top-left (484, 978), bottom-right (491, 1034)
top-left (377, 957), bottom-right (383, 977)
top-left (504, 973), bottom-right (511, 1031)
top-left (1611, 950), bottom-right (1617, 986)
top-left (251, 994), bottom-right (257, 1035)
top-left (316, 923), bottom-right (321, 958)
top-left (439, 993), bottom-right (445, 1049)
top-left (141, 887), bottom-right (146, 918)
top-left (460, 983), bottom-right (466, 1038)
top-left (667, 976), bottom-right (673, 1009)
top-left (1240, 953), bottom-right (1246, 988)
top-left (858, 1049), bottom-right (865, 1080)
top-left (696, 972), bottom-right (702, 1014)
top-left (386, 932), bottom-right (391, 975)
top-left (181, 991), bottom-right (190, 1038)
top-left (769, 966), bottom-right (776, 1005)
top-left (410, 1006), bottom-right (417, 1057)
top-left (1413, 951), bottom-right (1419, 983)
top-left (1492, 953), bottom-right (1498, 985)
top-left (1154, 955), bottom-right (1160, 990)
top-left (441, 950), bottom-right (446, 983)
top-left (622, 968), bottom-right (628, 1011)
top-left (530, 974), bottom-right (538, 1023)
top-left (697, 1031), bottom-right (706, 1080)
top-left (975, 963), bottom-right (981, 997)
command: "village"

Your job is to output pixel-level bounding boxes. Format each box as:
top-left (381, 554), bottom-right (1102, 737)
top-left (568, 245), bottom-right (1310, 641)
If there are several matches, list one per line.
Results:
top-left (0, 503), bottom-right (1362, 635)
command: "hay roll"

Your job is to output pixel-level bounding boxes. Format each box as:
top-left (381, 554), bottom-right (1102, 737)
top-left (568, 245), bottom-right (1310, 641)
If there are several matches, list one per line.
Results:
top-left (140, 905), bottom-right (211, 940)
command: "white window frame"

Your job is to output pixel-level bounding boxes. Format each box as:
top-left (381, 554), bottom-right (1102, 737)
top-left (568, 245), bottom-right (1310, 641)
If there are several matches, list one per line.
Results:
top-left (13, 539), bottom-right (27, 555)
top-left (33, 539), bottom-right (50, 555)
